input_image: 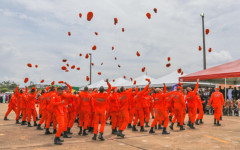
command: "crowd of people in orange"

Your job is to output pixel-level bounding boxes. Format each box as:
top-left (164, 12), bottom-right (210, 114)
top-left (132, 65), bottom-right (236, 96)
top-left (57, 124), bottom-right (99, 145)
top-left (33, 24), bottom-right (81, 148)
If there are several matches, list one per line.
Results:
top-left (3, 79), bottom-right (225, 145)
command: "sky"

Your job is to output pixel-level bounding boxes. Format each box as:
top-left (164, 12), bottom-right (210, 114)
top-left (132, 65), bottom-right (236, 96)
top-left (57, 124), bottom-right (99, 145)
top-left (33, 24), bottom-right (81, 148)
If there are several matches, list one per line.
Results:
top-left (0, 0), bottom-right (239, 87)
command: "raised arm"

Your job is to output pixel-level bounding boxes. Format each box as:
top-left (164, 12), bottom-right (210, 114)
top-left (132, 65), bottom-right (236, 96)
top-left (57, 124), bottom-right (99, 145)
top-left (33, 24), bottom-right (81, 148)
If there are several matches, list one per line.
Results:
top-left (106, 81), bottom-right (111, 94)
top-left (193, 80), bottom-right (199, 95)
top-left (66, 83), bottom-right (72, 92)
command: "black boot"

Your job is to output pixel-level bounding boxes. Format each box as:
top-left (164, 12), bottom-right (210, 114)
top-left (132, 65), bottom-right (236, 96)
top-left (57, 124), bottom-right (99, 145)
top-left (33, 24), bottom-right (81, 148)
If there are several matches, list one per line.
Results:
top-left (214, 119), bottom-right (216, 125)
top-left (53, 129), bottom-right (57, 134)
top-left (67, 127), bottom-right (72, 134)
top-left (78, 127), bottom-right (83, 135)
top-left (169, 116), bottom-right (172, 121)
top-left (58, 137), bottom-right (64, 142)
top-left (195, 120), bottom-right (199, 125)
top-left (155, 125), bottom-right (157, 129)
top-left (169, 123), bottom-right (174, 130)
top-left (187, 120), bottom-right (191, 127)
top-left (190, 123), bottom-right (195, 129)
top-left (132, 125), bottom-right (138, 131)
top-left (112, 129), bottom-right (117, 135)
top-left (149, 127), bottom-right (155, 134)
top-left (83, 129), bottom-right (88, 136)
top-left (180, 125), bottom-right (185, 130)
top-left (27, 122), bottom-right (32, 127)
top-left (177, 122), bottom-right (180, 127)
top-left (98, 132), bottom-right (104, 141)
top-left (21, 121), bottom-right (26, 125)
top-left (34, 121), bottom-right (37, 126)
top-left (140, 126), bottom-right (147, 132)
top-left (145, 122), bottom-right (150, 128)
top-left (220, 116), bottom-right (222, 120)
top-left (4, 116), bottom-right (9, 120)
top-left (127, 123), bottom-right (133, 128)
top-left (117, 130), bottom-right (125, 138)
top-left (152, 116), bottom-right (155, 119)
top-left (36, 117), bottom-right (39, 121)
top-left (200, 119), bottom-right (204, 124)
top-left (45, 128), bottom-right (52, 135)
top-left (92, 134), bottom-right (97, 140)
top-left (137, 122), bottom-right (140, 126)
top-left (54, 137), bottom-right (62, 145)
top-left (37, 124), bottom-right (43, 130)
top-left (16, 120), bottom-right (20, 124)
top-left (162, 127), bottom-right (170, 134)
top-left (158, 125), bottom-right (163, 130)
top-left (216, 121), bottom-right (221, 126)
top-left (63, 131), bottom-right (72, 138)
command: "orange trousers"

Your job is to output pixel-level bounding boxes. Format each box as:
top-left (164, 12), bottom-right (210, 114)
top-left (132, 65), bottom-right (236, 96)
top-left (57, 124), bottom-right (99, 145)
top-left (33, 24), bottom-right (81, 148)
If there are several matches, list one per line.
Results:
top-left (93, 112), bottom-right (106, 134)
top-left (38, 110), bottom-right (48, 125)
top-left (111, 112), bottom-right (119, 129)
top-left (89, 113), bottom-right (94, 128)
top-left (143, 107), bottom-right (150, 123)
top-left (172, 108), bottom-right (184, 125)
top-left (128, 108), bottom-right (135, 124)
top-left (46, 112), bottom-right (57, 129)
top-left (119, 109), bottom-right (129, 131)
top-left (214, 107), bottom-right (222, 121)
top-left (149, 106), bottom-right (154, 117)
top-left (197, 107), bottom-right (204, 120)
top-left (68, 111), bottom-right (77, 128)
top-left (21, 108), bottom-right (27, 121)
top-left (63, 111), bottom-right (69, 131)
top-left (56, 115), bottom-right (64, 137)
top-left (15, 107), bottom-right (22, 120)
top-left (27, 109), bottom-right (37, 122)
top-left (188, 106), bottom-right (197, 123)
top-left (79, 110), bottom-right (91, 129)
top-left (133, 108), bottom-right (144, 126)
top-left (5, 106), bottom-right (16, 117)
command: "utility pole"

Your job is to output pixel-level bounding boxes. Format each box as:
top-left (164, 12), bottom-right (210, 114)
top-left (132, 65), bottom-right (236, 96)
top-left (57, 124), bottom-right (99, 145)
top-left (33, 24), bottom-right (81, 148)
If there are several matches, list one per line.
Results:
top-left (200, 12), bottom-right (207, 70)
top-left (89, 53), bottom-right (92, 85)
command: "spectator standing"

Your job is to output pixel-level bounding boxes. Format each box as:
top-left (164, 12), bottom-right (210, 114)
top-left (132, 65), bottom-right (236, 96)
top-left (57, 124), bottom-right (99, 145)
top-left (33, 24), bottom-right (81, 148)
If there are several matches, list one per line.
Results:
top-left (228, 86), bottom-right (233, 101)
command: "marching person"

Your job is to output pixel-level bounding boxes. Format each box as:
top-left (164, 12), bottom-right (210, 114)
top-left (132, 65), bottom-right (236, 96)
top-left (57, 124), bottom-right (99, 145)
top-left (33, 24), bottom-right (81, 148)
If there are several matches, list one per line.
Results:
top-left (4, 93), bottom-right (17, 120)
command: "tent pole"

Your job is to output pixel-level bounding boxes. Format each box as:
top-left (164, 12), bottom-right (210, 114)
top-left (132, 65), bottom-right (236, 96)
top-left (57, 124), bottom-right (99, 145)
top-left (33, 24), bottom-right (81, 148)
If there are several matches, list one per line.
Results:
top-left (225, 78), bottom-right (227, 101)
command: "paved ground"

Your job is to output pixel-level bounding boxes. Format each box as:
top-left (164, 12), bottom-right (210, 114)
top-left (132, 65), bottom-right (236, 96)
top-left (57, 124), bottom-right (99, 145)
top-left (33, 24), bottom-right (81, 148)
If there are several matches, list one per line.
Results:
top-left (0, 103), bottom-right (240, 150)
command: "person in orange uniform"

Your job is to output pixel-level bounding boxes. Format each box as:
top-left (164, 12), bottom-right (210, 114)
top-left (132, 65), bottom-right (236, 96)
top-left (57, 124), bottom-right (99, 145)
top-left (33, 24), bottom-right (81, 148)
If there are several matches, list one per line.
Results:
top-left (52, 87), bottom-right (65, 145)
top-left (108, 85), bottom-right (120, 135)
top-left (195, 92), bottom-right (204, 125)
top-left (92, 84), bottom-right (109, 141)
top-left (88, 88), bottom-right (98, 133)
top-left (15, 86), bottom-right (28, 125)
top-left (132, 82), bottom-right (150, 133)
top-left (78, 86), bottom-right (93, 136)
top-left (169, 85), bottom-right (186, 131)
top-left (45, 87), bottom-right (57, 134)
top-left (4, 93), bottom-right (17, 120)
top-left (149, 84), bottom-right (173, 134)
top-left (67, 91), bottom-right (79, 134)
top-left (143, 90), bottom-right (151, 127)
top-left (26, 87), bottom-right (38, 127)
top-left (186, 79), bottom-right (199, 129)
top-left (61, 83), bottom-right (74, 138)
top-left (208, 87), bottom-right (225, 126)
top-left (127, 87), bottom-right (137, 128)
top-left (37, 89), bottom-right (48, 130)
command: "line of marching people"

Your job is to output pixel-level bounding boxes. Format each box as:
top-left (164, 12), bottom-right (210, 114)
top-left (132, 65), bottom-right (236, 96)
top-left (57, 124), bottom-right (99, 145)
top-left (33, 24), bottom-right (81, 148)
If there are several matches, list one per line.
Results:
top-left (3, 79), bottom-right (225, 145)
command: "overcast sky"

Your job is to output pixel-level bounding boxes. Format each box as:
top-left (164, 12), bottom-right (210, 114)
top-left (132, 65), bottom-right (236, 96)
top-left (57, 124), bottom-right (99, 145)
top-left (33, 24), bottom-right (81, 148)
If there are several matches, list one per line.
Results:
top-left (0, 0), bottom-right (239, 87)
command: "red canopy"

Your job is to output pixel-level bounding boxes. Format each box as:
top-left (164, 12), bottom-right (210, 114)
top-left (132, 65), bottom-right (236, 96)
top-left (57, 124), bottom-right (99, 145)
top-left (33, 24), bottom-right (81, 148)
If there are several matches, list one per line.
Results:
top-left (179, 59), bottom-right (240, 84)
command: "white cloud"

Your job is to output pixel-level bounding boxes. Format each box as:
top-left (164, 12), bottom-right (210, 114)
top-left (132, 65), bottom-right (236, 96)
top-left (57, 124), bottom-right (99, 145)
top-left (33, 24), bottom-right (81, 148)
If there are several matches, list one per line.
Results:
top-left (0, 0), bottom-right (239, 87)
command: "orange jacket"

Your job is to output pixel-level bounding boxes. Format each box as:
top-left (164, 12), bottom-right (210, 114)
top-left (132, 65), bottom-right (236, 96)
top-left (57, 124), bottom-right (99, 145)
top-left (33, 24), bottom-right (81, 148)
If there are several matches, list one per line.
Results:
top-left (15, 86), bottom-right (27, 109)
top-left (39, 93), bottom-right (47, 112)
top-left (46, 91), bottom-right (57, 113)
top-left (134, 85), bottom-right (149, 109)
top-left (51, 94), bottom-right (64, 116)
top-left (78, 91), bottom-right (93, 112)
top-left (172, 91), bottom-right (186, 109)
top-left (186, 82), bottom-right (199, 108)
top-left (118, 88), bottom-right (132, 111)
top-left (109, 92), bottom-right (120, 112)
top-left (27, 92), bottom-right (37, 109)
top-left (209, 91), bottom-right (224, 108)
top-left (8, 94), bottom-right (16, 108)
top-left (92, 92), bottom-right (109, 113)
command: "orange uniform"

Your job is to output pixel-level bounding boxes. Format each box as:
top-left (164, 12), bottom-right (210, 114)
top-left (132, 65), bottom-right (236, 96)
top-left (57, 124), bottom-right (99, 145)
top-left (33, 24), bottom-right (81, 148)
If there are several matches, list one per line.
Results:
top-left (133, 85), bottom-right (149, 127)
top-left (209, 91), bottom-right (224, 121)
top-left (15, 87), bottom-right (28, 122)
top-left (51, 93), bottom-right (65, 137)
top-left (92, 92), bottom-right (109, 134)
top-left (196, 95), bottom-right (204, 120)
top-left (78, 91), bottom-right (93, 130)
top-left (186, 82), bottom-right (199, 124)
top-left (172, 91), bottom-right (186, 126)
top-left (26, 90), bottom-right (37, 123)
top-left (108, 92), bottom-right (120, 130)
top-left (38, 93), bottom-right (48, 125)
top-left (4, 94), bottom-right (17, 118)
